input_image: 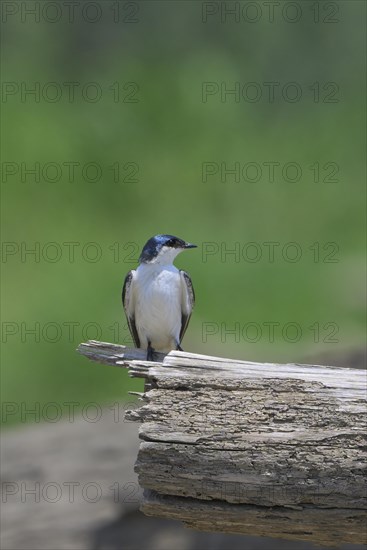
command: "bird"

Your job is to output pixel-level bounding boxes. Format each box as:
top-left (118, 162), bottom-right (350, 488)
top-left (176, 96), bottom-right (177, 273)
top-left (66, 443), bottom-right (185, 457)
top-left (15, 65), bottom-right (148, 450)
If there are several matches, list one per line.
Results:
top-left (122, 234), bottom-right (196, 361)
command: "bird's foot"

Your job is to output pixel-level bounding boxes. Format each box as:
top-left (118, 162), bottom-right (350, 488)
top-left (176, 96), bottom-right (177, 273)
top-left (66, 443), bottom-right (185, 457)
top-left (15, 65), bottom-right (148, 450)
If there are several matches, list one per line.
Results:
top-left (176, 343), bottom-right (183, 351)
top-left (147, 343), bottom-right (155, 362)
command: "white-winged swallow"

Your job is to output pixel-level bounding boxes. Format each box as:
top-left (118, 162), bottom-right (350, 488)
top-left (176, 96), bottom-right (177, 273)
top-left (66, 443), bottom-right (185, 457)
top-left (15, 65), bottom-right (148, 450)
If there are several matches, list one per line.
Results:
top-left (122, 234), bottom-right (196, 360)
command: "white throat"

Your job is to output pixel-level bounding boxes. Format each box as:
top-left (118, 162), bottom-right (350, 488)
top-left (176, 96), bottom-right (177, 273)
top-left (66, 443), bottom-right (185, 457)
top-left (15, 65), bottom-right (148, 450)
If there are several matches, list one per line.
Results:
top-left (145, 246), bottom-right (182, 266)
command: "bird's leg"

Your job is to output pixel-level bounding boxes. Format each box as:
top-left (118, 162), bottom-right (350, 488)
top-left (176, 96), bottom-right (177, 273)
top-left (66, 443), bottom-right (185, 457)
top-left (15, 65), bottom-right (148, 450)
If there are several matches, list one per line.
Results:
top-left (144, 341), bottom-right (155, 392)
top-left (176, 342), bottom-right (183, 351)
top-left (147, 341), bottom-right (155, 361)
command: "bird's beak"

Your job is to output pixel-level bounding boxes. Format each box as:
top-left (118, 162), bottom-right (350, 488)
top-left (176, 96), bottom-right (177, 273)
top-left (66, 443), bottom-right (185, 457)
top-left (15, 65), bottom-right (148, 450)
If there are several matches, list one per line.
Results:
top-left (184, 242), bottom-right (197, 249)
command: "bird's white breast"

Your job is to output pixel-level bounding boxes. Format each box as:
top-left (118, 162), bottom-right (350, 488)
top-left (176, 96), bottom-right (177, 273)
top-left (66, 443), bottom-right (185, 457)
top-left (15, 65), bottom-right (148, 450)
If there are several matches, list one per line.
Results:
top-left (134, 263), bottom-right (182, 352)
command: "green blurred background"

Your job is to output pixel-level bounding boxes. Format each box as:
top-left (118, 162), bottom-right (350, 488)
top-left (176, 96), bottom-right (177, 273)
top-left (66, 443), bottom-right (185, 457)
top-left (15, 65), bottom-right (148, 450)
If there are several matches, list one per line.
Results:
top-left (1, 0), bottom-right (366, 427)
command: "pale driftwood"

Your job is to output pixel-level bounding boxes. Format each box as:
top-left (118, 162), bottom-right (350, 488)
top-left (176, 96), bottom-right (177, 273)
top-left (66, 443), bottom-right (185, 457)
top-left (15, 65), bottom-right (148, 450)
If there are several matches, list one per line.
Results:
top-left (77, 340), bottom-right (367, 546)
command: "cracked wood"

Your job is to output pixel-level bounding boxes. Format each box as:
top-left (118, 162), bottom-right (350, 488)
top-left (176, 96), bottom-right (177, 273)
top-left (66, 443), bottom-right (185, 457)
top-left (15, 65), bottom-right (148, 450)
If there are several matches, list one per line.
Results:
top-left (77, 340), bottom-right (367, 545)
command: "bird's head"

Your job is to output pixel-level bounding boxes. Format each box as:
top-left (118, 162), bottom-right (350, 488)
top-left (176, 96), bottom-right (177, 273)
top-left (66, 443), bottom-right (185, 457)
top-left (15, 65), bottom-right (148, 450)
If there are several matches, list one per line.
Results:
top-left (139, 234), bottom-right (197, 265)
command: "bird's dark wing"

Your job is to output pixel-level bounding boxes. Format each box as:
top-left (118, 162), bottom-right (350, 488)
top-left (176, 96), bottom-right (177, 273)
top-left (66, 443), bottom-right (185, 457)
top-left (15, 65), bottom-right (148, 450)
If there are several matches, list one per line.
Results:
top-left (179, 270), bottom-right (195, 344)
top-left (122, 270), bottom-right (140, 348)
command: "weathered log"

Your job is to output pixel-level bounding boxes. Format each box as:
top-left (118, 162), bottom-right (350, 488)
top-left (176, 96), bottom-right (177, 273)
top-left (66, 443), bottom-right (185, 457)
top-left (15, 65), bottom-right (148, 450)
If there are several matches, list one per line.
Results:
top-left (77, 340), bottom-right (367, 546)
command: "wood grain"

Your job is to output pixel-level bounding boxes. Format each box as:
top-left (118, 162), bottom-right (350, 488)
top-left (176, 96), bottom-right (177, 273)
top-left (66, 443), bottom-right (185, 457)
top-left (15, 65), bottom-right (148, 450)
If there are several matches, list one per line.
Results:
top-left (77, 340), bottom-right (367, 545)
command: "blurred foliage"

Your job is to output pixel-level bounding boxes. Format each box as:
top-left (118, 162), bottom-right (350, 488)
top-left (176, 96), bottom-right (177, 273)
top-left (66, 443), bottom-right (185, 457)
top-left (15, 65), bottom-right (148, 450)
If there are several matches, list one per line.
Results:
top-left (1, 1), bottom-right (366, 425)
